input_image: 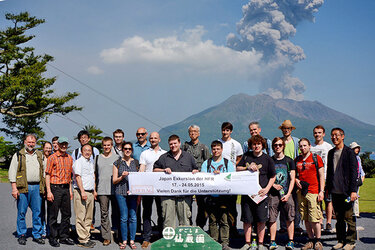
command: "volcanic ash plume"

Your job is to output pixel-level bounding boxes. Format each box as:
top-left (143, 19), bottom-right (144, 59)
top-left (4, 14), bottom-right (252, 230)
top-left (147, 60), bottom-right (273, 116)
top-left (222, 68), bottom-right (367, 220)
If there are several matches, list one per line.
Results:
top-left (227, 0), bottom-right (324, 100)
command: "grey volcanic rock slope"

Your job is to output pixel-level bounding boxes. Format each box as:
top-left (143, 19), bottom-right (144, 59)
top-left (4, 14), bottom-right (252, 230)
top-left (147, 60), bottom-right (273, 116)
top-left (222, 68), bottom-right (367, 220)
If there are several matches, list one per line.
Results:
top-left (159, 94), bottom-right (375, 152)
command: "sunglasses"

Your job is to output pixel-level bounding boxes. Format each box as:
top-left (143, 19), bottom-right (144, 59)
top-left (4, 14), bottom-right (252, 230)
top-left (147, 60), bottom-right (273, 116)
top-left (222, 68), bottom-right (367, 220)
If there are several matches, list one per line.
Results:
top-left (273, 143), bottom-right (283, 148)
top-left (123, 147), bottom-right (132, 151)
top-left (136, 133), bottom-right (146, 136)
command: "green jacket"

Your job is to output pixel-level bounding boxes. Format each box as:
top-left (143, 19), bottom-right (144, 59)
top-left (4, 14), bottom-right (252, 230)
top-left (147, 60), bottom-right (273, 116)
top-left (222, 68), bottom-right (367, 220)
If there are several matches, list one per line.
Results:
top-left (15, 148), bottom-right (45, 194)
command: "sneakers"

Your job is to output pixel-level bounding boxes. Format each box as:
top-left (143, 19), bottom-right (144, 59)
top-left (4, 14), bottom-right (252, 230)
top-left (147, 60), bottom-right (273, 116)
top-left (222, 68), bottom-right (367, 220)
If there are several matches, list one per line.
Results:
top-left (343, 243), bottom-right (356, 250)
top-left (301, 241), bottom-right (314, 250)
top-left (314, 241), bottom-right (323, 250)
top-left (286, 241), bottom-right (294, 250)
top-left (240, 243), bottom-right (251, 250)
top-left (18, 235), bottom-right (26, 245)
top-left (258, 244), bottom-right (267, 250)
top-left (325, 223), bottom-right (332, 232)
top-left (250, 239), bottom-right (258, 250)
top-left (60, 238), bottom-right (74, 245)
top-left (49, 238), bottom-right (60, 247)
top-left (269, 241), bottom-right (278, 249)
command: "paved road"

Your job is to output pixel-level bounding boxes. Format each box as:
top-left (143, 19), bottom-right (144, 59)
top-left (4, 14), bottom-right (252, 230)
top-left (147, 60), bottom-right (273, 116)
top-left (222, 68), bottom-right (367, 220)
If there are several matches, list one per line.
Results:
top-left (0, 183), bottom-right (374, 249)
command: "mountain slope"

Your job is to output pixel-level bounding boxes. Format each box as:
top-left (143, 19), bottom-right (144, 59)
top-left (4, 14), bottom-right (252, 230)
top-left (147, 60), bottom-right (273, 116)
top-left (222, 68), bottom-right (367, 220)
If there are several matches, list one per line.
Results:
top-left (159, 94), bottom-right (375, 152)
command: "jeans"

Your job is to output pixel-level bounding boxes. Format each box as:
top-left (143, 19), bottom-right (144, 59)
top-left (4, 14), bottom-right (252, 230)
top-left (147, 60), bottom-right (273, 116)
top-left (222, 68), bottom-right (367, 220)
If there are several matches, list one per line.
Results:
top-left (116, 194), bottom-right (137, 242)
top-left (17, 184), bottom-right (43, 238)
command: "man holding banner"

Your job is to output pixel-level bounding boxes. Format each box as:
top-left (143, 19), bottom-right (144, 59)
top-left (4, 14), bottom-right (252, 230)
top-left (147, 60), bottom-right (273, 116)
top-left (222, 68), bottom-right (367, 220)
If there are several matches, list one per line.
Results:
top-left (201, 140), bottom-right (235, 250)
top-left (237, 135), bottom-right (276, 250)
top-left (153, 135), bottom-right (198, 229)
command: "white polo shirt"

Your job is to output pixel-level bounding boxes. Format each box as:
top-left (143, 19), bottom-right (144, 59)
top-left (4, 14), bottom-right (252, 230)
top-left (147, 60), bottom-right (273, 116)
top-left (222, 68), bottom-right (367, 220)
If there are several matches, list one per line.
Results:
top-left (139, 147), bottom-right (167, 172)
top-left (73, 156), bottom-right (95, 191)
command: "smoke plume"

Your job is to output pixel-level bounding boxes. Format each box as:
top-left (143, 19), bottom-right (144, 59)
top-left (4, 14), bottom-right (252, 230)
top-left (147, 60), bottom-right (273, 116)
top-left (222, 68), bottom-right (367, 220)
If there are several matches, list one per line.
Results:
top-left (227, 0), bottom-right (323, 100)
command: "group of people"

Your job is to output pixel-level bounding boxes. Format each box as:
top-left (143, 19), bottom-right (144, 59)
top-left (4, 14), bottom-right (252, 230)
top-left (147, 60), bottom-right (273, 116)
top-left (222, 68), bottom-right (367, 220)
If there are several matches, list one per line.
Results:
top-left (8, 120), bottom-right (364, 250)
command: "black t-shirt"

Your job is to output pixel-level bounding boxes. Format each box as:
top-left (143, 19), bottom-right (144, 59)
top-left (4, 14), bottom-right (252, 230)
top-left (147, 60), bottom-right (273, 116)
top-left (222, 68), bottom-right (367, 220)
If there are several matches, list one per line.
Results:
top-left (153, 151), bottom-right (198, 172)
top-left (238, 151), bottom-right (276, 188)
top-left (270, 156), bottom-right (295, 196)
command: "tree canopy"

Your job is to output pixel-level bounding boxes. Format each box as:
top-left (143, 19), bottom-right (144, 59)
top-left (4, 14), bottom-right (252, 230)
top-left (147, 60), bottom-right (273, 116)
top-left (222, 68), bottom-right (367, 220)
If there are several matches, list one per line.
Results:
top-left (0, 12), bottom-right (81, 142)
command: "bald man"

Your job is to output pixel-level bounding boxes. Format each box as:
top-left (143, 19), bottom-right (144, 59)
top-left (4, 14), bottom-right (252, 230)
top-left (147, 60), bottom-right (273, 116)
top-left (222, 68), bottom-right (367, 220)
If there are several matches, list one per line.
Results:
top-left (139, 132), bottom-right (166, 248)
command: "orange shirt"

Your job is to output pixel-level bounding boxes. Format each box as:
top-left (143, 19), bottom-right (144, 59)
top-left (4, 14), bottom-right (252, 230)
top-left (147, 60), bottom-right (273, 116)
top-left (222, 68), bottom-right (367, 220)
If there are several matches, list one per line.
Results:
top-left (296, 153), bottom-right (324, 194)
top-left (45, 151), bottom-right (73, 184)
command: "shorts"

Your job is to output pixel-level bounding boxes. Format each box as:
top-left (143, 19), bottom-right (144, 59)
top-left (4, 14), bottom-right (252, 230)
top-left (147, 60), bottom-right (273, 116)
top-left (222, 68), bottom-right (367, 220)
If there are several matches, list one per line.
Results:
top-left (268, 194), bottom-right (295, 223)
top-left (297, 190), bottom-right (322, 223)
top-left (241, 195), bottom-right (269, 224)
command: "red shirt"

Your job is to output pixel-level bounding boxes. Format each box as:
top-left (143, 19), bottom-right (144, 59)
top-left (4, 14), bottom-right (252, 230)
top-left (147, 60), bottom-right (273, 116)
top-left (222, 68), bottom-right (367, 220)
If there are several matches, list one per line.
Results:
top-left (45, 151), bottom-right (73, 184)
top-left (296, 153), bottom-right (323, 194)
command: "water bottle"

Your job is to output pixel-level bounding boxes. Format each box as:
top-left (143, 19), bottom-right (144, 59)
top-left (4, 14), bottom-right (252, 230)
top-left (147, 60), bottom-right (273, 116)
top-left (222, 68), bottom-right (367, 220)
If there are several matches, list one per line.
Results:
top-left (279, 188), bottom-right (285, 197)
top-left (251, 239), bottom-right (257, 249)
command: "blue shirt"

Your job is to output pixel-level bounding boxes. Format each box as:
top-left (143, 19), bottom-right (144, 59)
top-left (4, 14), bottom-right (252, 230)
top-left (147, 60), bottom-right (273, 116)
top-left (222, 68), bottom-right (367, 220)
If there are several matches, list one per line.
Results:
top-left (201, 157), bottom-right (235, 197)
top-left (201, 157), bottom-right (235, 173)
top-left (132, 141), bottom-right (151, 161)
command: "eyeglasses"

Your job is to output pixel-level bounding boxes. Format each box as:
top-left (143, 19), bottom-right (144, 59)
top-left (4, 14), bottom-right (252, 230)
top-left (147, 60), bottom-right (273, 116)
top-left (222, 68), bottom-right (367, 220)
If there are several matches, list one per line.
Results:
top-left (136, 133), bottom-right (146, 136)
top-left (123, 147), bottom-right (132, 151)
top-left (273, 144), bottom-right (283, 148)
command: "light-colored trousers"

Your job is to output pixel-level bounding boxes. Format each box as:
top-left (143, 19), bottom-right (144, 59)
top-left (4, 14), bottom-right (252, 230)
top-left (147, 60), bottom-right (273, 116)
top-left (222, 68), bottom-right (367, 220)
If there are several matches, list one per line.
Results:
top-left (73, 189), bottom-right (94, 243)
top-left (161, 196), bottom-right (192, 229)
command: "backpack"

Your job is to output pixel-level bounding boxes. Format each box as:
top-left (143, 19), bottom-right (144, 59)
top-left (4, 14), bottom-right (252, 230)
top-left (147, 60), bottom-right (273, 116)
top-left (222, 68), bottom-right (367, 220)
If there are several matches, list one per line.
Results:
top-left (206, 158), bottom-right (229, 173)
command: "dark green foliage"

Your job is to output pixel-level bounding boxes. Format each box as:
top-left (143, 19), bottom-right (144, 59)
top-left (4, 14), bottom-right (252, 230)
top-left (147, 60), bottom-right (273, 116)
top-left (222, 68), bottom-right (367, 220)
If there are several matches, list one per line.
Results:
top-left (0, 12), bottom-right (81, 144)
top-left (360, 152), bottom-right (375, 178)
top-left (0, 136), bottom-right (17, 168)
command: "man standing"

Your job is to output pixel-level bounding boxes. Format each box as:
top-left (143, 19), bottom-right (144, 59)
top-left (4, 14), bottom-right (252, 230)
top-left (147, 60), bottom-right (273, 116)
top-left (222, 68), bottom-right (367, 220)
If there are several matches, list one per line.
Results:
top-left (243, 122), bottom-right (273, 156)
top-left (133, 127), bottom-right (151, 161)
top-left (295, 138), bottom-right (325, 250)
top-left (8, 134), bottom-right (45, 245)
top-left (73, 144), bottom-right (97, 248)
top-left (279, 120), bottom-right (301, 233)
top-left (96, 137), bottom-right (121, 246)
top-left (310, 125), bottom-right (333, 231)
top-left (72, 130), bottom-right (100, 162)
top-left (237, 135), bottom-right (276, 250)
top-left (219, 122), bottom-right (243, 236)
top-left (112, 129), bottom-right (125, 158)
top-left (268, 137), bottom-right (296, 250)
top-left (139, 132), bottom-right (166, 248)
top-left (182, 125), bottom-right (210, 229)
top-left (327, 128), bottom-right (358, 250)
top-left (201, 140), bottom-right (235, 250)
top-left (153, 135), bottom-right (198, 229)
top-left (45, 136), bottom-right (75, 247)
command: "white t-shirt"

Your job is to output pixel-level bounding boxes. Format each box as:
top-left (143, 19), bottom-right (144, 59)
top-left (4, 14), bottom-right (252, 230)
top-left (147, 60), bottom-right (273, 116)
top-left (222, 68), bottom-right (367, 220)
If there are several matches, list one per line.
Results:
top-left (73, 156), bottom-right (95, 191)
top-left (139, 147), bottom-right (167, 172)
top-left (311, 141), bottom-right (333, 178)
top-left (218, 138), bottom-right (243, 165)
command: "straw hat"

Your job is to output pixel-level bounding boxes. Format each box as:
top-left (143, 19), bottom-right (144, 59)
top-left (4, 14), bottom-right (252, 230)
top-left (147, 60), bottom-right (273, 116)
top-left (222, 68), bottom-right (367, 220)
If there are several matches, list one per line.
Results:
top-left (278, 120), bottom-right (296, 130)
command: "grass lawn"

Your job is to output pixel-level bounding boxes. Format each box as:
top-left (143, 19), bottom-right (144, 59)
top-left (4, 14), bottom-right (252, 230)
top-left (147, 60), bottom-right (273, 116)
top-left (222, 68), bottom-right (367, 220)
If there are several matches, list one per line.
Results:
top-left (359, 177), bottom-right (375, 213)
top-left (0, 168), bottom-right (9, 183)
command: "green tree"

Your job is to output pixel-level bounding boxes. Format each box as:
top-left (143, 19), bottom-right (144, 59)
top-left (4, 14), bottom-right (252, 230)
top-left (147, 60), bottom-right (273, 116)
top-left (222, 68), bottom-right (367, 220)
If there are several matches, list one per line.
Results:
top-left (0, 136), bottom-right (17, 168)
top-left (360, 152), bottom-right (375, 178)
top-left (85, 124), bottom-right (104, 152)
top-left (0, 12), bottom-right (81, 143)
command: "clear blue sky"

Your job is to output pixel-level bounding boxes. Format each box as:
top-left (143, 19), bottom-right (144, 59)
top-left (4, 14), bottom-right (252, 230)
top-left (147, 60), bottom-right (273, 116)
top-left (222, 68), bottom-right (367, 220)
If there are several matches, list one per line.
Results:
top-left (1, 0), bottom-right (374, 147)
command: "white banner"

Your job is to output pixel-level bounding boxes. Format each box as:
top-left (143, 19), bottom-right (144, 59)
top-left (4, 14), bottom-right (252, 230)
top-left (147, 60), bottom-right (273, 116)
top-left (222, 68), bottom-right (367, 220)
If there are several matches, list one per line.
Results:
top-left (128, 171), bottom-right (261, 196)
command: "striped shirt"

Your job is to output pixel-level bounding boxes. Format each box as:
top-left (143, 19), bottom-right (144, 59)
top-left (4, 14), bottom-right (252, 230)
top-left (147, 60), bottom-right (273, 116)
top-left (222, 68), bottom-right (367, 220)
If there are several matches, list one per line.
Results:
top-left (45, 151), bottom-right (73, 184)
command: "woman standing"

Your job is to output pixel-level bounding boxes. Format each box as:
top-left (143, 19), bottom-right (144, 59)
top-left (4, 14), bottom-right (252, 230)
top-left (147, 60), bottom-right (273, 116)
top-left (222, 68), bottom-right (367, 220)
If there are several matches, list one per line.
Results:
top-left (41, 142), bottom-right (52, 238)
top-left (113, 141), bottom-right (139, 249)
